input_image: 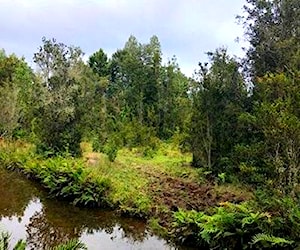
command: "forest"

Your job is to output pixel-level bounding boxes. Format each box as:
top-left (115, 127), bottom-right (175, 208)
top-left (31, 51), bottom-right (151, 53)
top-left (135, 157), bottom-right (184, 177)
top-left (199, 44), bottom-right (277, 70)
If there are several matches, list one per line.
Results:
top-left (0, 0), bottom-right (299, 249)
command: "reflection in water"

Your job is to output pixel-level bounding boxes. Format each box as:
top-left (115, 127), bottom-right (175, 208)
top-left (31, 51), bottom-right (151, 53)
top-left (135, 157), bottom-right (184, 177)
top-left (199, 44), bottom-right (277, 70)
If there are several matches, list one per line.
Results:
top-left (0, 168), bottom-right (38, 219)
top-left (0, 168), bottom-right (174, 249)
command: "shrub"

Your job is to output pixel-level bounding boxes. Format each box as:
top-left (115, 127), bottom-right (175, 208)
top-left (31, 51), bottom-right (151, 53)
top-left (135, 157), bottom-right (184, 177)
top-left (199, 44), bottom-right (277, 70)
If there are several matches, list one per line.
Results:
top-left (171, 202), bottom-right (295, 249)
top-left (0, 145), bottom-right (111, 207)
top-left (103, 143), bottom-right (118, 162)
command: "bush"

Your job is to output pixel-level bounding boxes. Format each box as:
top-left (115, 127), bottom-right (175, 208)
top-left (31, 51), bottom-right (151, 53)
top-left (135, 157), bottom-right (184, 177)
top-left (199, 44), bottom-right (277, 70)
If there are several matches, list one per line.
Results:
top-left (35, 124), bottom-right (82, 158)
top-left (0, 145), bottom-right (111, 207)
top-left (171, 202), bottom-right (295, 249)
top-left (254, 190), bottom-right (300, 238)
top-left (103, 142), bottom-right (118, 162)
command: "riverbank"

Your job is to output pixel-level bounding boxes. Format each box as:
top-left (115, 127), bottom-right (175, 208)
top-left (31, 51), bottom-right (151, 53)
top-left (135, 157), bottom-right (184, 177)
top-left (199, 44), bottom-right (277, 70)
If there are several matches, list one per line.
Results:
top-left (0, 141), bottom-right (250, 209)
top-left (0, 166), bottom-right (172, 250)
top-left (1, 141), bottom-right (299, 249)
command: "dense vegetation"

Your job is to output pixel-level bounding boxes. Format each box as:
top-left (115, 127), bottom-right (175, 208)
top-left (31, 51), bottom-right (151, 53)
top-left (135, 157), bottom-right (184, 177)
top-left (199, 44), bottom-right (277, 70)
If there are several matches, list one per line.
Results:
top-left (0, 0), bottom-right (299, 248)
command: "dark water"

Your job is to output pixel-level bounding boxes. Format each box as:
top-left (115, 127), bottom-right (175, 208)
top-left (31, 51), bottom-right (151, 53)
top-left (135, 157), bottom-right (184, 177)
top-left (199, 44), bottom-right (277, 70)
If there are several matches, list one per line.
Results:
top-left (0, 168), bottom-right (176, 250)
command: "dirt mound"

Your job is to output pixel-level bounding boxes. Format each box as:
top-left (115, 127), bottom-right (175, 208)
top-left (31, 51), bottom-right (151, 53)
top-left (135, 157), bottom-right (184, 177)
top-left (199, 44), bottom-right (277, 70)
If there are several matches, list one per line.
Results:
top-left (149, 175), bottom-right (247, 212)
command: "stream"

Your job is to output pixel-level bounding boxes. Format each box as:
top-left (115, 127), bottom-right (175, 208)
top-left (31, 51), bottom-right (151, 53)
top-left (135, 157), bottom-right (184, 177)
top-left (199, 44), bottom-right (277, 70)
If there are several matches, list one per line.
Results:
top-left (0, 168), bottom-right (180, 249)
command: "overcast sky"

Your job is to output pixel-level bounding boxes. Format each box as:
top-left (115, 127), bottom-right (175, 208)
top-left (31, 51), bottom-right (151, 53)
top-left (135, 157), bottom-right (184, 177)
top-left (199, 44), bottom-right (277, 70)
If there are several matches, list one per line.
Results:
top-left (0, 0), bottom-right (248, 76)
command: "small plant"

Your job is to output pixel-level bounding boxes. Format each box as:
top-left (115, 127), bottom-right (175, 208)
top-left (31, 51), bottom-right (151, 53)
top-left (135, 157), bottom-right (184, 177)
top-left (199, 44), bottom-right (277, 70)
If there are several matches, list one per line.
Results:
top-left (0, 230), bottom-right (86, 250)
top-left (102, 138), bottom-right (119, 162)
top-left (0, 230), bottom-right (26, 250)
top-left (0, 231), bottom-right (10, 250)
top-left (52, 239), bottom-right (87, 250)
top-left (251, 233), bottom-right (294, 249)
top-left (217, 172), bottom-right (226, 184)
top-left (171, 202), bottom-right (277, 248)
top-left (142, 146), bottom-right (156, 158)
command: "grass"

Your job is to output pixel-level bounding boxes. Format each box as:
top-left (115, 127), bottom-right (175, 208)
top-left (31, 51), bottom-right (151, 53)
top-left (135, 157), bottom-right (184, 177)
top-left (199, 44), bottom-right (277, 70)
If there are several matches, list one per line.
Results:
top-left (81, 142), bottom-right (252, 217)
top-left (2, 141), bottom-right (300, 249)
top-left (82, 142), bottom-right (201, 216)
top-left (0, 140), bottom-right (255, 245)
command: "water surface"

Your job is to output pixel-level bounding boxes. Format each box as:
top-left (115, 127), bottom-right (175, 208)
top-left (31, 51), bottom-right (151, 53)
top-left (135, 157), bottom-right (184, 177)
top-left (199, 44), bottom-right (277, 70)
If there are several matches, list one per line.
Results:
top-left (0, 168), bottom-right (176, 249)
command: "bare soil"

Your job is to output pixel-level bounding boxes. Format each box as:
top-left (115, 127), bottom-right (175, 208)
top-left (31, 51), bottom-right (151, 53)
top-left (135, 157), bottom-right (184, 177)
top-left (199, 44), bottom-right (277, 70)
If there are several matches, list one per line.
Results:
top-left (148, 174), bottom-right (247, 212)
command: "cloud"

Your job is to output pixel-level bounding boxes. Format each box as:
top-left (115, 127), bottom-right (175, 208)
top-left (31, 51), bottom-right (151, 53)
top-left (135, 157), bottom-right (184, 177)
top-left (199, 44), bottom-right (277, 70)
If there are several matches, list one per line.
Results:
top-left (0, 0), bottom-right (247, 76)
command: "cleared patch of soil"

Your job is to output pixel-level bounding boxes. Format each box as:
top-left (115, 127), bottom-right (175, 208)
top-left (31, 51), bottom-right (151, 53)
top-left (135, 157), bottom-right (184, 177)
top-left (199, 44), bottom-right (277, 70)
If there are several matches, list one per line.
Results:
top-left (148, 175), bottom-right (247, 213)
top-left (83, 152), bottom-right (251, 218)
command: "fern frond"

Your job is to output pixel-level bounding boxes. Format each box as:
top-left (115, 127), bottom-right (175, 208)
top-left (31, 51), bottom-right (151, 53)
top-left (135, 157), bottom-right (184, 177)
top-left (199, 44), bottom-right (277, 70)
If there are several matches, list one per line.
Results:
top-left (52, 239), bottom-right (87, 250)
top-left (251, 233), bottom-right (294, 247)
top-left (0, 231), bottom-right (10, 250)
top-left (12, 240), bottom-right (26, 250)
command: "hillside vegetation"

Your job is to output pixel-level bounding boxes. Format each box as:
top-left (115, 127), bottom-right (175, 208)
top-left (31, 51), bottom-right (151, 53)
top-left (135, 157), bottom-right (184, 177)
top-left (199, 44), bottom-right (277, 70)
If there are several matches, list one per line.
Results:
top-left (0, 0), bottom-right (299, 248)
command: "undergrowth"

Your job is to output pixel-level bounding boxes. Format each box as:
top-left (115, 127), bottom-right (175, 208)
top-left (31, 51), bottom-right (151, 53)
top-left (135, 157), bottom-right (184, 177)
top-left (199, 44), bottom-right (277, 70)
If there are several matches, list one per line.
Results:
top-left (0, 142), bottom-right (111, 207)
top-left (0, 230), bottom-right (86, 250)
top-left (3, 141), bottom-right (285, 249)
top-left (171, 200), bottom-right (300, 249)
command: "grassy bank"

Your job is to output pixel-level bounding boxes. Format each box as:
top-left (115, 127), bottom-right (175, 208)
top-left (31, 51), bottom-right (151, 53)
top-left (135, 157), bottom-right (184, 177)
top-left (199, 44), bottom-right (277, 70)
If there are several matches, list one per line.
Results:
top-left (1, 141), bottom-right (299, 249)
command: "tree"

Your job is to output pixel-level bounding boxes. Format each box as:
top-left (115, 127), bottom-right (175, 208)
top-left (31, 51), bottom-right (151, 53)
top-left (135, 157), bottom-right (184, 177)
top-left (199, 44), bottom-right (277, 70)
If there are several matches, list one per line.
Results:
top-left (33, 37), bottom-right (84, 156)
top-left (234, 0), bottom-right (300, 192)
top-left (71, 60), bottom-right (108, 142)
top-left (107, 36), bottom-right (191, 139)
top-left (191, 49), bottom-right (246, 172)
top-left (0, 50), bottom-right (34, 138)
top-left (238, 0), bottom-right (300, 78)
top-left (88, 48), bottom-right (109, 77)
top-left (237, 72), bottom-right (300, 193)
top-left (157, 57), bottom-right (191, 139)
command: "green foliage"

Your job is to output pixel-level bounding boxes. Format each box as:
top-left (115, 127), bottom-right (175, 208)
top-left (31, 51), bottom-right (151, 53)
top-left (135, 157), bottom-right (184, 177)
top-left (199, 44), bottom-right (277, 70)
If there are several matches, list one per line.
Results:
top-left (238, 0), bottom-right (300, 77)
top-left (254, 191), bottom-right (300, 239)
top-left (234, 72), bottom-right (300, 193)
top-left (118, 195), bottom-right (152, 218)
top-left (217, 172), bottom-right (226, 184)
top-left (0, 51), bottom-right (34, 138)
top-left (0, 144), bottom-right (111, 207)
top-left (252, 233), bottom-right (294, 249)
top-left (0, 18), bottom-right (299, 248)
top-left (0, 231), bottom-right (10, 250)
top-left (171, 202), bottom-right (280, 248)
top-left (52, 239), bottom-right (87, 250)
top-left (105, 35), bottom-right (191, 144)
top-left (0, 230), bottom-right (86, 250)
top-left (191, 48), bottom-right (246, 173)
top-left (88, 48), bottom-right (109, 77)
top-left (32, 37), bottom-right (84, 156)
top-left (12, 240), bottom-right (26, 250)
top-left (0, 231), bottom-right (26, 250)
top-left (103, 142), bottom-right (118, 162)
top-left (171, 193), bottom-right (300, 248)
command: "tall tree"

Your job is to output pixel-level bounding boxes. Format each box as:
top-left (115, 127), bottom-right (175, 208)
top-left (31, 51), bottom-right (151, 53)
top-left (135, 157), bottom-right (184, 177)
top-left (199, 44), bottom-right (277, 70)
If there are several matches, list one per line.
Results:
top-left (191, 49), bottom-right (246, 172)
top-left (0, 50), bottom-right (34, 138)
top-left (88, 48), bottom-right (109, 77)
top-left (106, 35), bottom-right (191, 141)
top-left (234, 0), bottom-right (300, 191)
top-left (33, 37), bottom-right (84, 156)
top-left (158, 57), bottom-right (190, 139)
top-left (238, 0), bottom-right (300, 78)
